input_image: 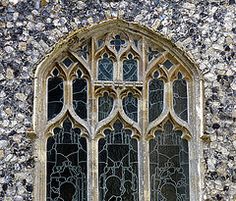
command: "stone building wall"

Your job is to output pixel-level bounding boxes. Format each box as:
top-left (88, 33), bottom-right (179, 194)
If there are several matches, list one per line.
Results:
top-left (0, 0), bottom-right (235, 200)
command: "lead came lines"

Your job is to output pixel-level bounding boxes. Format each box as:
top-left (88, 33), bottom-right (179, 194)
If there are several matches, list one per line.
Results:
top-left (46, 29), bottom-right (190, 201)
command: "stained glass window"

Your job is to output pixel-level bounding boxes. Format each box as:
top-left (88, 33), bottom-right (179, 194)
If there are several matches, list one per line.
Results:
top-left (62, 57), bottom-right (73, 68)
top-left (110, 35), bottom-right (125, 52)
top-left (163, 59), bottom-right (173, 70)
top-left (98, 92), bottom-right (113, 121)
top-left (97, 39), bottom-right (104, 48)
top-left (149, 121), bottom-right (189, 201)
top-left (78, 45), bottom-right (89, 61)
top-left (147, 47), bottom-right (161, 62)
top-left (149, 71), bottom-right (164, 122)
top-left (48, 68), bottom-right (64, 120)
top-left (39, 23), bottom-right (197, 201)
top-left (73, 70), bottom-right (87, 120)
top-left (173, 73), bottom-right (188, 122)
top-left (123, 54), bottom-right (138, 81)
top-left (98, 120), bottom-right (139, 201)
top-left (122, 93), bottom-right (138, 122)
top-left (47, 118), bottom-right (87, 201)
top-left (98, 53), bottom-right (113, 81)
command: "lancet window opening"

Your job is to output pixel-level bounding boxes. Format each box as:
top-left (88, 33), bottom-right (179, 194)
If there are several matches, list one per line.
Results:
top-left (34, 20), bottom-right (202, 201)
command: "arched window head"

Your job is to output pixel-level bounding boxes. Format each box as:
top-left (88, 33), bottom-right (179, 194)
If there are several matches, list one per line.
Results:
top-left (72, 69), bottom-right (88, 119)
top-left (33, 19), bottom-right (202, 201)
top-left (47, 68), bottom-right (64, 120)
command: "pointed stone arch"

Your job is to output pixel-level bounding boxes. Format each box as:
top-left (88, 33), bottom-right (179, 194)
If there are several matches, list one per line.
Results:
top-left (33, 19), bottom-right (203, 201)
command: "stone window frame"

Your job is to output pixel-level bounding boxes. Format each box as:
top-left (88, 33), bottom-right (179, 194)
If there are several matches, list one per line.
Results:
top-left (32, 19), bottom-right (204, 201)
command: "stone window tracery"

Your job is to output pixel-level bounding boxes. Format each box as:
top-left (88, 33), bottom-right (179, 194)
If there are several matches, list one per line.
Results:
top-left (34, 20), bottom-right (202, 201)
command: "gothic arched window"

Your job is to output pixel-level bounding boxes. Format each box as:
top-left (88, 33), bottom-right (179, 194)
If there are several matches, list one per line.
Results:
top-left (33, 19), bottom-right (202, 201)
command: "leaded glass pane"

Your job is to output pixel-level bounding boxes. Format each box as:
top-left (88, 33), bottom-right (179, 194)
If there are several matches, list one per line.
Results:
top-left (173, 73), bottom-right (188, 122)
top-left (163, 59), bottom-right (173, 70)
top-left (149, 73), bottom-right (164, 122)
top-left (98, 92), bottom-right (113, 121)
top-left (150, 121), bottom-right (189, 201)
top-left (62, 57), bottom-right (73, 68)
top-left (134, 40), bottom-right (139, 48)
top-left (48, 69), bottom-right (64, 120)
top-left (123, 54), bottom-right (138, 81)
top-left (78, 45), bottom-right (89, 61)
top-left (99, 120), bottom-right (139, 201)
top-left (110, 35), bottom-right (125, 52)
top-left (147, 47), bottom-right (161, 62)
top-left (122, 93), bottom-right (138, 122)
top-left (47, 118), bottom-right (87, 201)
top-left (97, 39), bottom-right (104, 48)
top-left (73, 70), bottom-right (87, 120)
top-left (98, 53), bottom-right (113, 81)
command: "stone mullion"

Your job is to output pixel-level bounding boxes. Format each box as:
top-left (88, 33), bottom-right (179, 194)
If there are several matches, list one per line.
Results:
top-left (141, 36), bottom-right (149, 201)
top-left (166, 76), bottom-right (173, 115)
top-left (65, 73), bottom-right (72, 110)
top-left (91, 37), bottom-right (96, 126)
top-left (143, 138), bottom-right (151, 201)
top-left (142, 37), bottom-right (147, 132)
top-left (117, 55), bottom-right (121, 81)
top-left (91, 138), bottom-right (99, 201)
top-left (90, 37), bottom-right (99, 201)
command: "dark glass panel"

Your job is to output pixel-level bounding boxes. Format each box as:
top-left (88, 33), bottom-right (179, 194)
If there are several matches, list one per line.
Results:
top-left (78, 45), bottom-right (89, 61)
top-left (149, 74), bottom-right (164, 122)
top-left (173, 73), bottom-right (188, 121)
top-left (99, 120), bottom-right (139, 201)
top-left (62, 57), bottom-right (73, 68)
top-left (98, 92), bottom-right (113, 121)
top-left (163, 59), bottom-right (173, 70)
top-left (147, 47), bottom-right (160, 62)
top-left (110, 35), bottom-right (125, 52)
top-left (122, 93), bottom-right (138, 122)
top-left (97, 39), bottom-right (104, 48)
top-left (48, 70), bottom-right (64, 120)
top-left (98, 53), bottom-right (113, 81)
top-left (123, 54), bottom-right (138, 81)
top-left (149, 121), bottom-right (189, 201)
top-left (47, 118), bottom-right (87, 201)
top-left (134, 40), bottom-right (139, 48)
top-left (73, 70), bottom-right (87, 120)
